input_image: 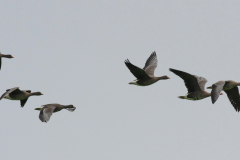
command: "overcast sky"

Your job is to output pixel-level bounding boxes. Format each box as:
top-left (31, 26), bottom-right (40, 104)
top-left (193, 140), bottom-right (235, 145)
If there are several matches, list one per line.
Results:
top-left (1, 1), bottom-right (240, 159)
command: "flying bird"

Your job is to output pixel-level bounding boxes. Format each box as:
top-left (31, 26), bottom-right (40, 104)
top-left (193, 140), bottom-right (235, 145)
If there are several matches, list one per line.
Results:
top-left (207, 80), bottom-right (240, 112)
top-left (169, 68), bottom-right (223, 100)
top-left (0, 87), bottom-right (43, 107)
top-left (35, 103), bottom-right (76, 122)
top-left (124, 51), bottom-right (169, 86)
top-left (0, 53), bottom-right (14, 70)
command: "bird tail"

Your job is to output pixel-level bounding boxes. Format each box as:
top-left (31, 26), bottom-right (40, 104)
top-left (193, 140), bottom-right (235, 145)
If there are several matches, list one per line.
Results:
top-left (178, 95), bottom-right (187, 99)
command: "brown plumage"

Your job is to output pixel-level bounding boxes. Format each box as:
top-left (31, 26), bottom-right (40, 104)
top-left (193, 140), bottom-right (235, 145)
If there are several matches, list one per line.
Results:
top-left (207, 80), bottom-right (240, 112)
top-left (35, 103), bottom-right (76, 123)
top-left (124, 51), bottom-right (169, 86)
top-left (169, 68), bottom-right (221, 101)
top-left (0, 53), bottom-right (14, 70)
top-left (0, 87), bottom-right (43, 107)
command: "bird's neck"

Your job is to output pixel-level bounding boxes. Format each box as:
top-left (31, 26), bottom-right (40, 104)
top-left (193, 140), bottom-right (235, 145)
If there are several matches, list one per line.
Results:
top-left (156, 76), bottom-right (169, 80)
top-left (30, 92), bottom-right (40, 96)
top-left (0, 54), bottom-right (7, 58)
top-left (1, 54), bottom-right (11, 58)
top-left (63, 105), bottom-right (73, 109)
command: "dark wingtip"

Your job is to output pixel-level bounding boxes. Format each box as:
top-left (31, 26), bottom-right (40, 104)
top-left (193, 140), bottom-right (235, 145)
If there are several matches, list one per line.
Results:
top-left (234, 107), bottom-right (239, 112)
top-left (124, 59), bottom-right (131, 64)
top-left (211, 97), bottom-right (216, 104)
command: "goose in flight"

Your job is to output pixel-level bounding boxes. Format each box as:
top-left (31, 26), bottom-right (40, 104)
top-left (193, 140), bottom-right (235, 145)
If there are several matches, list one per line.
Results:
top-left (169, 68), bottom-right (223, 100)
top-left (35, 103), bottom-right (76, 122)
top-left (0, 87), bottom-right (43, 107)
top-left (207, 81), bottom-right (240, 112)
top-left (124, 51), bottom-right (169, 86)
top-left (0, 53), bottom-right (14, 70)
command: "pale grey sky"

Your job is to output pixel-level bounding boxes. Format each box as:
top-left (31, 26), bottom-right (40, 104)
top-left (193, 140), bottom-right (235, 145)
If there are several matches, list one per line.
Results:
top-left (1, 0), bottom-right (240, 159)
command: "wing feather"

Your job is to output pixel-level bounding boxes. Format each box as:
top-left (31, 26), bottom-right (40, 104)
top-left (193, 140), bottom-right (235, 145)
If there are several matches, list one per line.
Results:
top-left (125, 59), bottom-right (150, 80)
top-left (0, 87), bottom-right (20, 100)
top-left (193, 75), bottom-right (208, 91)
top-left (169, 68), bottom-right (202, 93)
top-left (211, 81), bottom-right (225, 104)
top-left (224, 87), bottom-right (240, 112)
top-left (39, 106), bottom-right (56, 122)
top-left (143, 51), bottom-right (158, 76)
top-left (20, 98), bottom-right (29, 107)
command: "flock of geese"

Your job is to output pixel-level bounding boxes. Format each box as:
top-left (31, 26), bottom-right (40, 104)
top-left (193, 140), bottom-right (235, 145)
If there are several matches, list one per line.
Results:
top-left (0, 53), bottom-right (76, 123)
top-left (0, 51), bottom-right (239, 123)
top-left (125, 51), bottom-right (240, 112)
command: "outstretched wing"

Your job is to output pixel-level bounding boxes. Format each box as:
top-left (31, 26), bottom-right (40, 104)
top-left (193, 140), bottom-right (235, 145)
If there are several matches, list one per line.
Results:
top-left (19, 90), bottom-right (31, 107)
top-left (169, 68), bottom-right (202, 93)
top-left (143, 51), bottom-right (158, 76)
top-left (39, 106), bottom-right (56, 123)
top-left (125, 59), bottom-right (150, 80)
top-left (0, 87), bottom-right (20, 100)
top-left (224, 87), bottom-right (240, 112)
top-left (193, 75), bottom-right (208, 91)
top-left (211, 81), bottom-right (225, 104)
top-left (20, 98), bottom-right (29, 107)
top-left (22, 90), bottom-right (31, 93)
